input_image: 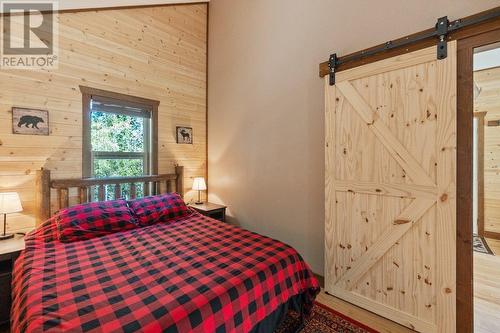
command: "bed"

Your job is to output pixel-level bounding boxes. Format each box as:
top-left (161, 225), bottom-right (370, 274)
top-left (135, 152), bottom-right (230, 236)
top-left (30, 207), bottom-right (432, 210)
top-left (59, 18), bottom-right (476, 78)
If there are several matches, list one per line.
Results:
top-left (11, 168), bottom-right (319, 333)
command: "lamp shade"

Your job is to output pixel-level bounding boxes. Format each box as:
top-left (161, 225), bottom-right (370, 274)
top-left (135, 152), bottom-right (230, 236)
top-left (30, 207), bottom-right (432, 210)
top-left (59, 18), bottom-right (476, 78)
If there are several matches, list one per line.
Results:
top-left (192, 177), bottom-right (207, 191)
top-left (0, 192), bottom-right (23, 214)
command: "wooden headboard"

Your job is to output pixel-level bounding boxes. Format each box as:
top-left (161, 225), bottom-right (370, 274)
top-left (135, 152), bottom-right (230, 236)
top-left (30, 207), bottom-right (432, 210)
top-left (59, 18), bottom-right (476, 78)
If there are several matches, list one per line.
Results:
top-left (34, 166), bottom-right (184, 226)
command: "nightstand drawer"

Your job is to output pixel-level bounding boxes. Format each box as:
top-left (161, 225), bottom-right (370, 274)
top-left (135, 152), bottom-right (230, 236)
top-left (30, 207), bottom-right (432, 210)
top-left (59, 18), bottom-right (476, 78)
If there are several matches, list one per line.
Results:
top-left (0, 270), bottom-right (12, 325)
top-left (0, 235), bottom-right (25, 326)
top-left (0, 253), bottom-right (19, 326)
top-left (0, 258), bottom-right (13, 276)
top-left (206, 209), bottom-right (225, 222)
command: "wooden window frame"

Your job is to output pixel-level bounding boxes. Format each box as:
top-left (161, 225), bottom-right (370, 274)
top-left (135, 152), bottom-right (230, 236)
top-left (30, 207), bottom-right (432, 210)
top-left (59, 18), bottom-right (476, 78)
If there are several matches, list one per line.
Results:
top-left (80, 86), bottom-right (159, 178)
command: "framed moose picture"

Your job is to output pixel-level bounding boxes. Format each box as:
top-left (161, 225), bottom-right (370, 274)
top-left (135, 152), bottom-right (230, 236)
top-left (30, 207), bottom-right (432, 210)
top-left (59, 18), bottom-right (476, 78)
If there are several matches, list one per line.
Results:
top-left (12, 107), bottom-right (49, 136)
top-left (176, 126), bottom-right (193, 144)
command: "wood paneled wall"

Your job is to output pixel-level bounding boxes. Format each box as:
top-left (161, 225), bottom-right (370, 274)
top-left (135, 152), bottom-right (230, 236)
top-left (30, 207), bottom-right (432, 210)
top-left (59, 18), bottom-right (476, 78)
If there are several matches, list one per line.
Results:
top-left (475, 66), bottom-right (500, 236)
top-left (0, 4), bottom-right (207, 233)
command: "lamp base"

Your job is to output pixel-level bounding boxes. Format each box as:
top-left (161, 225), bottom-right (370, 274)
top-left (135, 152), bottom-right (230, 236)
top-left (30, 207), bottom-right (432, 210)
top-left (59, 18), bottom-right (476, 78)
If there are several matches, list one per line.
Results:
top-left (195, 201), bottom-right (204, 205)
top-left (0, 233), bottom-right (14, 241)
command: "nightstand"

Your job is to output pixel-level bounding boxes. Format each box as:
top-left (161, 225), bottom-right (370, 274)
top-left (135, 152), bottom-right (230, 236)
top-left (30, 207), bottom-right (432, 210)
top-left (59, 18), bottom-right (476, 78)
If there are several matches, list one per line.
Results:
top-left (0, 235), bottom-right (25, 326)
top-left (189, 203), bottom-right (227, 222)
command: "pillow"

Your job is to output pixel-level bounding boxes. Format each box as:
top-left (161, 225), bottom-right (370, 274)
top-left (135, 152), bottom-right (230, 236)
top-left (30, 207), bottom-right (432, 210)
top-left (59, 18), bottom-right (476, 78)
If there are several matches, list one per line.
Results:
top-left (128, 193), bottom-right (189, 227)
top-left (56, 199), bottom-right (137, 243)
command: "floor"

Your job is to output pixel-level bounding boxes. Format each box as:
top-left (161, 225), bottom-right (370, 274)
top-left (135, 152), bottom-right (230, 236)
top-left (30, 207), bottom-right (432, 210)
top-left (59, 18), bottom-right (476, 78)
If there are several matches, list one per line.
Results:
top-left (474, 238), bottom-right (500, 333)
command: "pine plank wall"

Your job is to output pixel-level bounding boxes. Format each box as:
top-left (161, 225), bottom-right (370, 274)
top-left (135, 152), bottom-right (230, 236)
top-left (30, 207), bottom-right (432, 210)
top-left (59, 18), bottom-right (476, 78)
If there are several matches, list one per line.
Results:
top-left (476, 66), bottom-right (500, 236)
top-left (0, 4), bottom-right (208, 234)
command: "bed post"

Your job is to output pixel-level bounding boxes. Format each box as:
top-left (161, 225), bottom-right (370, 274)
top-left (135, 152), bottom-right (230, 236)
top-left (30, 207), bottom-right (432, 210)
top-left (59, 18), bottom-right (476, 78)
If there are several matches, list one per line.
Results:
top-left (175, 166), bottom-right (184, 198)
top-left (35, 169), bottom-right (51, 227)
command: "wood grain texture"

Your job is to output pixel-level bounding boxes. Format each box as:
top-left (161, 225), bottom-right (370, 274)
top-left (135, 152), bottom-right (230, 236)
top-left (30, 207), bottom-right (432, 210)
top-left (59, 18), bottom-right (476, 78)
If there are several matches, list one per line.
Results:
top-left (317, 290), bottom-right (414, 333)
top-left (456, 28), bottom-right (500, 332)
top-left (475, 66), bottom-right (500, 237)
top-left (435, 40), bottom-right (457, 333)
top-left (318, 249), bottom-right (500, 333)
top-left (335, 180), bottom-right (438, 199)
top-left (325, 44), bottom-right (457, 332)
top-left (324, 77), bottom-right (337, 293)
top-left (336, 80), bottom-right (436, 187)
top-left (474, 252), bottom-right (500, 333)
top-left (456, 33), bottom-right (475, 333)
top-left (0, 4), bottom-right (207, 233)
top-left (335, 198), bottom-right (435, 291)
top-left (36, 169), bottom-right (183, 221)
top-left (34, 169), bottom-right (50, 225)
top-left (335, 46), bottom-right (437, 84)
top-left (330, 286), bottom-right (437, 333)
top-left (464, 24), bottom-right (500, 333)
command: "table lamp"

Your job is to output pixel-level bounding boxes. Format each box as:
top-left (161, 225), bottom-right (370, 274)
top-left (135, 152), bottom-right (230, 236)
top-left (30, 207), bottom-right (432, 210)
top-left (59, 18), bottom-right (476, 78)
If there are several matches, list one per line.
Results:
top-left (0, 192), bottom-right (23, 240)
top-left (192, 177), bottom-right (207, 205)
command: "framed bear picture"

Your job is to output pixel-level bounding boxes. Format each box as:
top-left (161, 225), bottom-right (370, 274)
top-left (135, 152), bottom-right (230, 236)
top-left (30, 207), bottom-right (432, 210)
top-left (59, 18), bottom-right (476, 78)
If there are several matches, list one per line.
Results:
top-left (176, 126), bottom-right (193, 144)
top-left (12, 107), bottom-right (49, 136)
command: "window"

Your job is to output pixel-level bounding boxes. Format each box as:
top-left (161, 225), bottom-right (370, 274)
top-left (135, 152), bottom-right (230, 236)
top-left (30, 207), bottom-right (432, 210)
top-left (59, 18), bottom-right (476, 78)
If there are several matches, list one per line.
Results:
top-left (89, 99), bottom-right (151, 178)
top-left (81, 86), bottom-right (159, 181)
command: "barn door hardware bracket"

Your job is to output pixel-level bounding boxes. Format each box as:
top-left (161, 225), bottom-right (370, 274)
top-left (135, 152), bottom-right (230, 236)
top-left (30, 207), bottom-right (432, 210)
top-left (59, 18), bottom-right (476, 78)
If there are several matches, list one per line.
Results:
top-left (436, 16), bottom-right (449, 60)
top-left (329, 53), bottom-right (338, 86)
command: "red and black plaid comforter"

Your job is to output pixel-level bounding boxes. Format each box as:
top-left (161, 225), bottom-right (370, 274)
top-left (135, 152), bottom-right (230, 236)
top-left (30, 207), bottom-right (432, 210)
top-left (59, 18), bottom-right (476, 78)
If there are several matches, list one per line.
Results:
top-left (11, 211), bottom-right (319, 333)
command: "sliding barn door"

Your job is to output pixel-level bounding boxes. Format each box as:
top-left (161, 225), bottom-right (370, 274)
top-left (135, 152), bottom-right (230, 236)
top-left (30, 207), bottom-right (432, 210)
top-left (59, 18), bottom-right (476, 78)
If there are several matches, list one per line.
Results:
top-left (325, 43), bottom-right (456, 333)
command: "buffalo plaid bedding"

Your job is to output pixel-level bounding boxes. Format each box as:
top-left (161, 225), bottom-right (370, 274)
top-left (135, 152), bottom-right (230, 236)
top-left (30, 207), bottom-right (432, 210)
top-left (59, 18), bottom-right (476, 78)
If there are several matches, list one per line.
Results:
top-left (11, 210), bottom-right (319, 333)
top-left (128, 193), bottom-right (190, 227)
top-left (56, 199), bottom-right (138, 243)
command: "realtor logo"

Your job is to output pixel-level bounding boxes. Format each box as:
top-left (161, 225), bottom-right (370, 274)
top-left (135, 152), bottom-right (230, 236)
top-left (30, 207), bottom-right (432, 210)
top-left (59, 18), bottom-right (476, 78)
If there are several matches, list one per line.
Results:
top-left (1, 1), bottom-right (58, 69)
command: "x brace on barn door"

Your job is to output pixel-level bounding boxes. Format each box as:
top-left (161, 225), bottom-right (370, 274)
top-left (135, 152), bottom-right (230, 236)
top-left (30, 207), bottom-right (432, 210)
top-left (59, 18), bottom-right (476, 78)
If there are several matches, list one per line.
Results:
top-left (328, 8), bottom-right (500, 85)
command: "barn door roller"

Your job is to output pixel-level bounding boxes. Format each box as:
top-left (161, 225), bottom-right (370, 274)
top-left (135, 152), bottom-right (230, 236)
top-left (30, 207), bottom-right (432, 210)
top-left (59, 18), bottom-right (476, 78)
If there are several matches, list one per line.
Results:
top-left (327, 8), bottom-right (500, 85)
top-left (436, 16), bottom-right (449, 60)
top-left (328, 54), bottom-right (337, 86)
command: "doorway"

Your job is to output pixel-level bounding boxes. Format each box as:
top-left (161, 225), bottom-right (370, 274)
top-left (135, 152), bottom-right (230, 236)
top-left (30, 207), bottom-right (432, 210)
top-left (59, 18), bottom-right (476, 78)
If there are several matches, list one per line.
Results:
top-left (472, 41), bottom-right (500, 333)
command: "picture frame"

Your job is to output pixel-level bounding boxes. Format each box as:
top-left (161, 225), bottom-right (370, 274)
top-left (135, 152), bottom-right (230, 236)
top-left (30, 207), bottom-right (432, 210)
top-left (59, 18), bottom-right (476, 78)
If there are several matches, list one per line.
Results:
top-left (12, 107), bottom-right (49, 136)
top-left (176, 126), bottom-right (193, 144)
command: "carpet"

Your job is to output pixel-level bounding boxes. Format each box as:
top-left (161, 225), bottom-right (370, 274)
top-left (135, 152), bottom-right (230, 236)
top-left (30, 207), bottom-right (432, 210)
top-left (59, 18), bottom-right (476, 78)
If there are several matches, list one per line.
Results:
top-left (276, 302), bottom-right (378, 333)
top-left (473, 235), bottom-right (494, 255)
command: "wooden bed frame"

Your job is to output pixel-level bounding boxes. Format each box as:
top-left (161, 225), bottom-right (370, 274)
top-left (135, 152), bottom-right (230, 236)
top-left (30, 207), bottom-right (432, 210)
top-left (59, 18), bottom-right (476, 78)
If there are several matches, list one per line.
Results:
top-left (34, 166), bottom-right (184, 226)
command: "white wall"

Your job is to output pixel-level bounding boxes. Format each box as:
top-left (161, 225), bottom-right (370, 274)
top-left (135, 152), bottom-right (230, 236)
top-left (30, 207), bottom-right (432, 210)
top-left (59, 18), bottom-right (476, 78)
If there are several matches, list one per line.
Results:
top-left (208, 0), bottom-right (500, 274)
top-left (475, 46), bottom-right (500, 71)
